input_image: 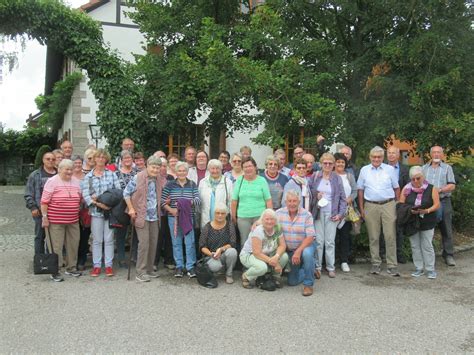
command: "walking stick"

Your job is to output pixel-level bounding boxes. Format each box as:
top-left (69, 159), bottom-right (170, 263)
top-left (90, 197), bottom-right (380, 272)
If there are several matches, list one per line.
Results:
top-left (127, 224), bottom-right (135, 281)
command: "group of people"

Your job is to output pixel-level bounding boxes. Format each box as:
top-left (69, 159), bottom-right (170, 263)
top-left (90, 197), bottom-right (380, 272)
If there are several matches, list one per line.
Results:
top-left (25, 137), bottom-right (457, 296)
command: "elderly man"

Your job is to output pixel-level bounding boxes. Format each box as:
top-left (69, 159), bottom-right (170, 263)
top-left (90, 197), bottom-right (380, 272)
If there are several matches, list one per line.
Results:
top-left (276, 190), bottom-right (316, 296)
top-left (24, 151), bottom-right (57, 255)
top-left (357, 146), bottom-right (400, 276)
top-left (113, 138), bottom-right (135, 171)
top-left (184, 146), bottom-right (197, 168)
top-left (422, 146), bottom-right (456, 266)
top-left (340, 145), bottom-right (359, 179)
top-left (60, 140), bottom-right (73, 159)
top-left (384, 145), bottom-right (410, 263)
top-left (302, 153), bottom-right (319, 176)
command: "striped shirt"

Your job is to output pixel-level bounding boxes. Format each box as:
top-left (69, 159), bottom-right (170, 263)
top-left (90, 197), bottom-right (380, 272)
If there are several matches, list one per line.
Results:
top-left (160, 178), bottom-right (201, 217)
top-left (276, 207), bottom-right (315, 251)
top-left (422, 162), bottom-right (456, 198)
top-left (41, 175), bottom-right (82, 224)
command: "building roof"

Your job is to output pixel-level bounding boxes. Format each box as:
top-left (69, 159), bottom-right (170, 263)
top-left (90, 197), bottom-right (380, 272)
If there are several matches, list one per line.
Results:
top-left (79, 0), bottom-right (110, 13)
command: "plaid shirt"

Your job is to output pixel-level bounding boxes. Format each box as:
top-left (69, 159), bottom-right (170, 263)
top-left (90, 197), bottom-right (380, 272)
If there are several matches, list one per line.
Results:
top-left (422, 162), bottom-right (456, 199)
top-left (276, 207), bottom-right (315, 251)
top-left (24, 168), bottom-right (56, 211)
top-left (81, 169), bottom-right (121, 217)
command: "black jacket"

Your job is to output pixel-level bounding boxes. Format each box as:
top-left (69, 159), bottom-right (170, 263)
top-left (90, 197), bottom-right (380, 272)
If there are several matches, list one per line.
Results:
top-left (396, 203), bottom-right (419, 236)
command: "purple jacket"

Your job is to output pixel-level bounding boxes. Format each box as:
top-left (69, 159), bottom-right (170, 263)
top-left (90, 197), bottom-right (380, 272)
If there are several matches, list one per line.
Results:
top-left (308, 171), bottom-right (347, 219)
top-left (177, 198), bottom-right (193, 235)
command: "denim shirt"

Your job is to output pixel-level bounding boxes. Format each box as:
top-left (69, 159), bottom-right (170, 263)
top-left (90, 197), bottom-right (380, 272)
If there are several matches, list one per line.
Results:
top-left (123, 175), bottom-right (158, 222)
top-left (81, 169), bottom-right (121, 217)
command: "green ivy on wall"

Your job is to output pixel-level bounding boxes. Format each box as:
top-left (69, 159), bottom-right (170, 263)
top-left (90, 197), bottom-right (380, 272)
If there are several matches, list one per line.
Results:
top-left (35, 71), bottom-right (83, 132)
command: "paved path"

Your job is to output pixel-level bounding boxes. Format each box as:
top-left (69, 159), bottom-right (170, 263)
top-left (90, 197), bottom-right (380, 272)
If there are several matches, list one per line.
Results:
top-left (1, 186), bottom-right (473, 353)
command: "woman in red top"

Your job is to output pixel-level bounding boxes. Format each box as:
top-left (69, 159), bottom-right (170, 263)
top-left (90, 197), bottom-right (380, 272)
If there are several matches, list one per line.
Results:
top-left (41, 159), bottom-right (82, 282)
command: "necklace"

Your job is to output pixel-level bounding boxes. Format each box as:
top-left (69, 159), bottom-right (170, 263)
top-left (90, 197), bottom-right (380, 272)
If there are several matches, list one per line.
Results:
top-left (61, 179), bottom-right (73, 198)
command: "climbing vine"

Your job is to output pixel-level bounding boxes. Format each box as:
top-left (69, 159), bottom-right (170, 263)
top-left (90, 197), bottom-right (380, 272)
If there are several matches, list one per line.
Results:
top-left (0, 0), bottom-right (146, 155)
top-left (35, 71), bottom-right (82, 132)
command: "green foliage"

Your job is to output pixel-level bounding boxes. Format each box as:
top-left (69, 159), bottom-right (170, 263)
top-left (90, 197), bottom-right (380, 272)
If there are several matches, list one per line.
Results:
top-left (34, 144), bottom-right (52, 168)
top-left (35, 71), bottom-right (82, 131)
top-left (452, 156), bottom-right (474, 232)
top-left (0, 129), bottom-right (20, 157)
top-left (0, 126), bottom-right (55, 163)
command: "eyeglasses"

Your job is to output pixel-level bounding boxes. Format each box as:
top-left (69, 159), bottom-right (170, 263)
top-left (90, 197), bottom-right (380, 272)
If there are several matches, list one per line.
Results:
top-left (411, 176), bottom-right (422, 182)
top-left (232, 160), bottom-right (242, 163)
top-left (296, 166), bottom-right (306, 170)
top-left (322, 162), bottom-right (334, 166)
top-left (44, 158), bottom-right (55, 161)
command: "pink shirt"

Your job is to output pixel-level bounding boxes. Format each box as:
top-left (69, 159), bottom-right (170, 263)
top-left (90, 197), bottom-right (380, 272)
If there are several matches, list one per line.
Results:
top-left (41, 175), bottom-right (82, 224)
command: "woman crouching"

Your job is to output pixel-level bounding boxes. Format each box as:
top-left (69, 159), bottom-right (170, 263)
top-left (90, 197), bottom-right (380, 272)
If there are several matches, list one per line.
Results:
top-left (239, 209), bottom-right (289, 289)
top-left (199, 202), bottom-right (238, 284)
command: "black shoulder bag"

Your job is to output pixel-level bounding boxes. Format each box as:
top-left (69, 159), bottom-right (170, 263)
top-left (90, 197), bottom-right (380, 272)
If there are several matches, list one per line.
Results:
top-left (33, 228), bottom-right (59, 275)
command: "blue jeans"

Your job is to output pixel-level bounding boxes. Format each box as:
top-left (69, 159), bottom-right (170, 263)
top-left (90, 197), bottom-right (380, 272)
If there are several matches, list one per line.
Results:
top-left (168, 216), bottom-right (196, 270)
top-left (287, 245), bottom-right (315, 287)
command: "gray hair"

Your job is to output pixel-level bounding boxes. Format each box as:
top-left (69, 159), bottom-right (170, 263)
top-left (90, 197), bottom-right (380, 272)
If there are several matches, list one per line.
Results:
top-left (274, 148), bottom-right (285, 157)
top-left (387, 146), bottom-right (400, 154)
top-left (258, 208), bottom-right (278, 224)
top-left (175, 161), bottom-right (189, 172)
top-left (120, 150), bottom-right (133, 159)
top-left (160, 158), bottom-right (168, 166)
top-left (231, 152), bottom-right (242, 160)
top-left (370, 146), bottom-right (385, 157)
top-left (339, 145), bottom-right (352, 154)
top-left (58, 159), bottom-right (73, 170)
top-left (147, 155), bottom-right (162, 166)
top-left (265, 154), bottom-right (280, 167)
top-left (285, 189), bottom-right (301, 201)
top-left (71, 155), bottom-right (83, 162)
top-left (52, 149), bottom-right (63, 156)
top-left (214, 202), bottom-right (228, 214)
top-left (409, 165), bottom-right (424, 179)
top-left (207, 159), bottom-right (223, 171)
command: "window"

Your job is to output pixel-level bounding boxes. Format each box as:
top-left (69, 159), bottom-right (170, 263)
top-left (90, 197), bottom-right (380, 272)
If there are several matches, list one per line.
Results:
top-left (167, 124), bottom-right (205, 158)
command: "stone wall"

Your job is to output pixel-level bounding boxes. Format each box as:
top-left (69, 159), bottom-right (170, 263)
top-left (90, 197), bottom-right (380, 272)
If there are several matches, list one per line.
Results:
top-left (0, 156), bottom-right (34, 185)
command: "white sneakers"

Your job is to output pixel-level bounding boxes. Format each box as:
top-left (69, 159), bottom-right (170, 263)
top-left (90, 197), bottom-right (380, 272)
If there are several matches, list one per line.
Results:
top-left (341, 263), bottom-right (350, 272)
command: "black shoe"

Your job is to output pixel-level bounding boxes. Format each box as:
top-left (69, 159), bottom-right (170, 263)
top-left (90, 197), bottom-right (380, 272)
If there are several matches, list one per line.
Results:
top-left (65, 270), bottom-right (82, 277)
top-left (174, 268), bottom-right (184, 278)
top-left (50, 273), bottom-right (64, 282)
top-left (187, 268), bottom-right (197, 278)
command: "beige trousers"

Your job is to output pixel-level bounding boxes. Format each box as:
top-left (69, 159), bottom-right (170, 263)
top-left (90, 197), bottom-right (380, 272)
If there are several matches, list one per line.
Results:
top-left (136, 220), bottom-right (159, 275)
top-left (364, 200), bottom-right (397, 268)
top-left (46, 223), bottom-right (80, 271)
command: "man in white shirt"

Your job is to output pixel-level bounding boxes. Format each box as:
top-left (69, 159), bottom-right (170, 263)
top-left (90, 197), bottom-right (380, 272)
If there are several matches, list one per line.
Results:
top-left (357, 146), bottom-right (400, 276)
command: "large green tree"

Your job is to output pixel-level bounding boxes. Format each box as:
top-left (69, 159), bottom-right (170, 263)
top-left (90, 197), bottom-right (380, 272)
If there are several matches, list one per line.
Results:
top-left (267, 0), bottom-right (473, 156)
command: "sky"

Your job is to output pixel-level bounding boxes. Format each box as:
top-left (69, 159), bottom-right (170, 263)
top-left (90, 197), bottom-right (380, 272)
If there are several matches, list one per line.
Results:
top-left (0, 0), bottom-right (88, 131)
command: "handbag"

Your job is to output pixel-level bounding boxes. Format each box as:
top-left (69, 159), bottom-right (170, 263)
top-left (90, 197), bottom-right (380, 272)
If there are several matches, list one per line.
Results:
top-left (196, 258), bottom-right (218, 288)
top-left (33, 228), bottom-right (59, 275)
top-left (345, 205), bottom-right (360, 222)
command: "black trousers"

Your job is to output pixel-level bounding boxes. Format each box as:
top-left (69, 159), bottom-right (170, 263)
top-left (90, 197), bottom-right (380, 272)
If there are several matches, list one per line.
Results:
top-left (155, 215), bottom-right (174, 266)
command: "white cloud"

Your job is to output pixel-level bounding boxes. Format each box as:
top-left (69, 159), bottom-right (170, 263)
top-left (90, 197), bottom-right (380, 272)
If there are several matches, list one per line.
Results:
top-left (0, 0), bottom-right (89, 131)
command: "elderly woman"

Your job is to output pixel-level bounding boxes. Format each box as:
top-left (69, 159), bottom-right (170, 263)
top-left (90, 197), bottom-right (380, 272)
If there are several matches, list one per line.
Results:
top-left (399, 166), bottom-right (440, 279)
top-left (188, 150), bottom-right (209, 186)
top-left (309, 153), bottom-right (347, 278)
top-left (82, 148), bottom-right (96, 175)
top-left (114, 150), bottom-right (138, 268)
top-left (239, 209), bottom-right (289, 289)
top-left (52, 149), bottom-right (64, 169)
top-left (261, 154), bottom-right (289, 210)
top-left (161, 161), bottom-right (201, 278)
top-left (219, 150), bottom-right (232, 173)
top-left (72, 155), bottom-right (84, 180)
top-left (81, 149), bottom-right (121, 278)
top-left (199, 202), bottom-right (238, 284)
top-left (231, 157), bottom-right (272, 249)
top-left (133, 152), bottom-right (146, 171)
top-left (334, 153), bottom-right (358, 272)
top-left (224, 152), bottom-right (243, 184)
top-left (167, 153), bottom-right (179, 179)
top-left (40, 159), bottom-right (82, 282)
top-left (154, 158), bottom-right (175, 270)
top-left (199, 159), bottom-right (233, 229)
top-left (123, 156), bottom-right (163, 282)
top-left (282, 158), bottom-right (312, 211)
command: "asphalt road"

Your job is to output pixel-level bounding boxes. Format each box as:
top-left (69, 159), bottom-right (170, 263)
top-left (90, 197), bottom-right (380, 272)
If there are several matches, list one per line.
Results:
top-left (1, 186), bottom-right (473, 353)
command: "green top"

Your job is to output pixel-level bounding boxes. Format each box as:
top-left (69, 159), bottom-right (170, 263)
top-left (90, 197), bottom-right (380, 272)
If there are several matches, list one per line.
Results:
top-left (232, 175), bottom-right (271, 218)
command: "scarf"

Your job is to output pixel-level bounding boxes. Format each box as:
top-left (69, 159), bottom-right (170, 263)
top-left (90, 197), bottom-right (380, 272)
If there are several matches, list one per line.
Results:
top-left (208, 177), bottom-right (220, 222)
top-left (293, 175), bottom-right (310, 210)
top-left (403, 180), bottom-right (428, 206)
